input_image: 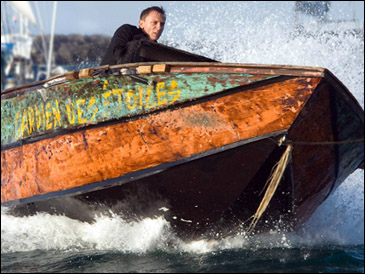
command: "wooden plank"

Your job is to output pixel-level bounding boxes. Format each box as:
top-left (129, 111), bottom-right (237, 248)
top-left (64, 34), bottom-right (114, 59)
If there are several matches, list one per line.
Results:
top-left (153, 64), bottom-right (170, 73)
top-left (137, 65), bottom-right (152, 74)
top-left (79, 68), bottom-right (94, 78)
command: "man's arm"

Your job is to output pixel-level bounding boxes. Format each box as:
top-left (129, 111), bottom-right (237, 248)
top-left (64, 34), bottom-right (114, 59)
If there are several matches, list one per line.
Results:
top-left (110, 25), bottom-right (137, 60)
top-left (101, 25), bottom-right (143, 65)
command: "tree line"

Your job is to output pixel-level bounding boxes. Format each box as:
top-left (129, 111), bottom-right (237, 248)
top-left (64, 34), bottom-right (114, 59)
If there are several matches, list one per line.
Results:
top-left (31, 34), bottom-right (111, 67)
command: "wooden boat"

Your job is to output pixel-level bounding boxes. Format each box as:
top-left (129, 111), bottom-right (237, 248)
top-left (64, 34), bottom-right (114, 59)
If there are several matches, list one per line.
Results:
top-left (1, 42), bottom-right (364, 238)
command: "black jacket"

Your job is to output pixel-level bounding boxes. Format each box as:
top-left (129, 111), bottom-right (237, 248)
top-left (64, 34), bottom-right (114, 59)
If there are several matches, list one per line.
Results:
top-left (100, 24), bottom-right (154, 65)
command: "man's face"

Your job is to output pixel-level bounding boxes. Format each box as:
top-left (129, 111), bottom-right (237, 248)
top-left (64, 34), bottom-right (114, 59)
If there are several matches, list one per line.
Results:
top-left (139, 11), bottom-right (165, 41)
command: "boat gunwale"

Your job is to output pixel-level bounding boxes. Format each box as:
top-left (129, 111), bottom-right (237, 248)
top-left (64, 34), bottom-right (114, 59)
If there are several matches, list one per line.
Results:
top-left (2, 62), bottom-right (363, 151)
top-left (1, 62), bottom-right (326, 97)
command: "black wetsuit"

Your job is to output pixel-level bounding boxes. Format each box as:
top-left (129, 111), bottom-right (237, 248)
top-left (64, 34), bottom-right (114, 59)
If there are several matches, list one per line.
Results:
top-left (100, 24), bottom-right (155, 65)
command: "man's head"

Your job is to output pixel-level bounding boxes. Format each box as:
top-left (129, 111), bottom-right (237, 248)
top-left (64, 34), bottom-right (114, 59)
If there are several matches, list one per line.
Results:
top-left (139, 6), bottom-right (166, 41)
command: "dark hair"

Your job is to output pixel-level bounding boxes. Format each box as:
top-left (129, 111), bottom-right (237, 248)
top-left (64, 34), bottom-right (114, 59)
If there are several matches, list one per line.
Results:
top-left (140, 6), bottom-right (166, 20)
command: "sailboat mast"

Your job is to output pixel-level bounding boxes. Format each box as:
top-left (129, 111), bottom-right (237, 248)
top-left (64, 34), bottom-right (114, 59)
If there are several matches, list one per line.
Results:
top-left (46, 1), bottom-right (57, 79)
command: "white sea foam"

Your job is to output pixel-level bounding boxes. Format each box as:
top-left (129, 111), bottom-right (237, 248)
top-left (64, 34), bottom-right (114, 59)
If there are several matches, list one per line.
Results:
top-left (1, 208), bottom-right (172, 253)
top-left (1, 2), bottom-right (363, 253)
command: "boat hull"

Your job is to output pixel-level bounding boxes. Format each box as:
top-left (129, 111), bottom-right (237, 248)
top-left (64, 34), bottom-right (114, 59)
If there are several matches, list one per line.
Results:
top-left (1, 62), bottom-right (363, 238)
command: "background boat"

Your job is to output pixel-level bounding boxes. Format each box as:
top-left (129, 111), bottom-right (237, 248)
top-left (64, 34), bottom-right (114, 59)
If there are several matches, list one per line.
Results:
top-left (1, 1), bottom-right (63, 91)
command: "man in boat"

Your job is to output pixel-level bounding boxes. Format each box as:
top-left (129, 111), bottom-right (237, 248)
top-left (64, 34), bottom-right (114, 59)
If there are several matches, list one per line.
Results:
top-left (100, 6), bottom-right (166, 65)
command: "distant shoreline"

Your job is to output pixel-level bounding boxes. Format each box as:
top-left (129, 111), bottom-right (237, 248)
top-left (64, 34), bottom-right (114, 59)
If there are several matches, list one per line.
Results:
top-left (31, 34), bottom-right (112, 67)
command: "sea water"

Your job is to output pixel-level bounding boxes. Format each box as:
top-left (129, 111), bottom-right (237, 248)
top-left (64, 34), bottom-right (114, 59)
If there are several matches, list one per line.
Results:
top-left (1, 2), bottom-right (364, 273)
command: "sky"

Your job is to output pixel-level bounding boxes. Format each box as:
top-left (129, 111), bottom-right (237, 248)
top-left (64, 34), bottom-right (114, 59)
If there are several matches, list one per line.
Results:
top-left (2, 1), bottom-right (364, 37)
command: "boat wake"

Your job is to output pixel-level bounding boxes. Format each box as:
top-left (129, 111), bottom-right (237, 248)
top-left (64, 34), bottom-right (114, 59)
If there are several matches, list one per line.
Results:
top-left (1, 169), bottom-right (363, 254)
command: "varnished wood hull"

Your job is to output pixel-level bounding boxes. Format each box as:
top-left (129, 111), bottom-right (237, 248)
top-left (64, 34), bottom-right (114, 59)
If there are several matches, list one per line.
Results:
top-left (1, 61), bottom-right (363, 238)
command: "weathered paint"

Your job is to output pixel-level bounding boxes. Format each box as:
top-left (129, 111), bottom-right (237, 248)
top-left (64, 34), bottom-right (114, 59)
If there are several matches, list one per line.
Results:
top-left (1, 76), bottom-right (320, 203)
top-left (1, 73), bottom-right (278, 147)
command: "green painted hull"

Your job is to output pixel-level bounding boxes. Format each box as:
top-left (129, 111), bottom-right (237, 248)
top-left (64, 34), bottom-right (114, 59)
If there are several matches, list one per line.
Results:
top-left (1, 70), bottom-right (277, 147)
